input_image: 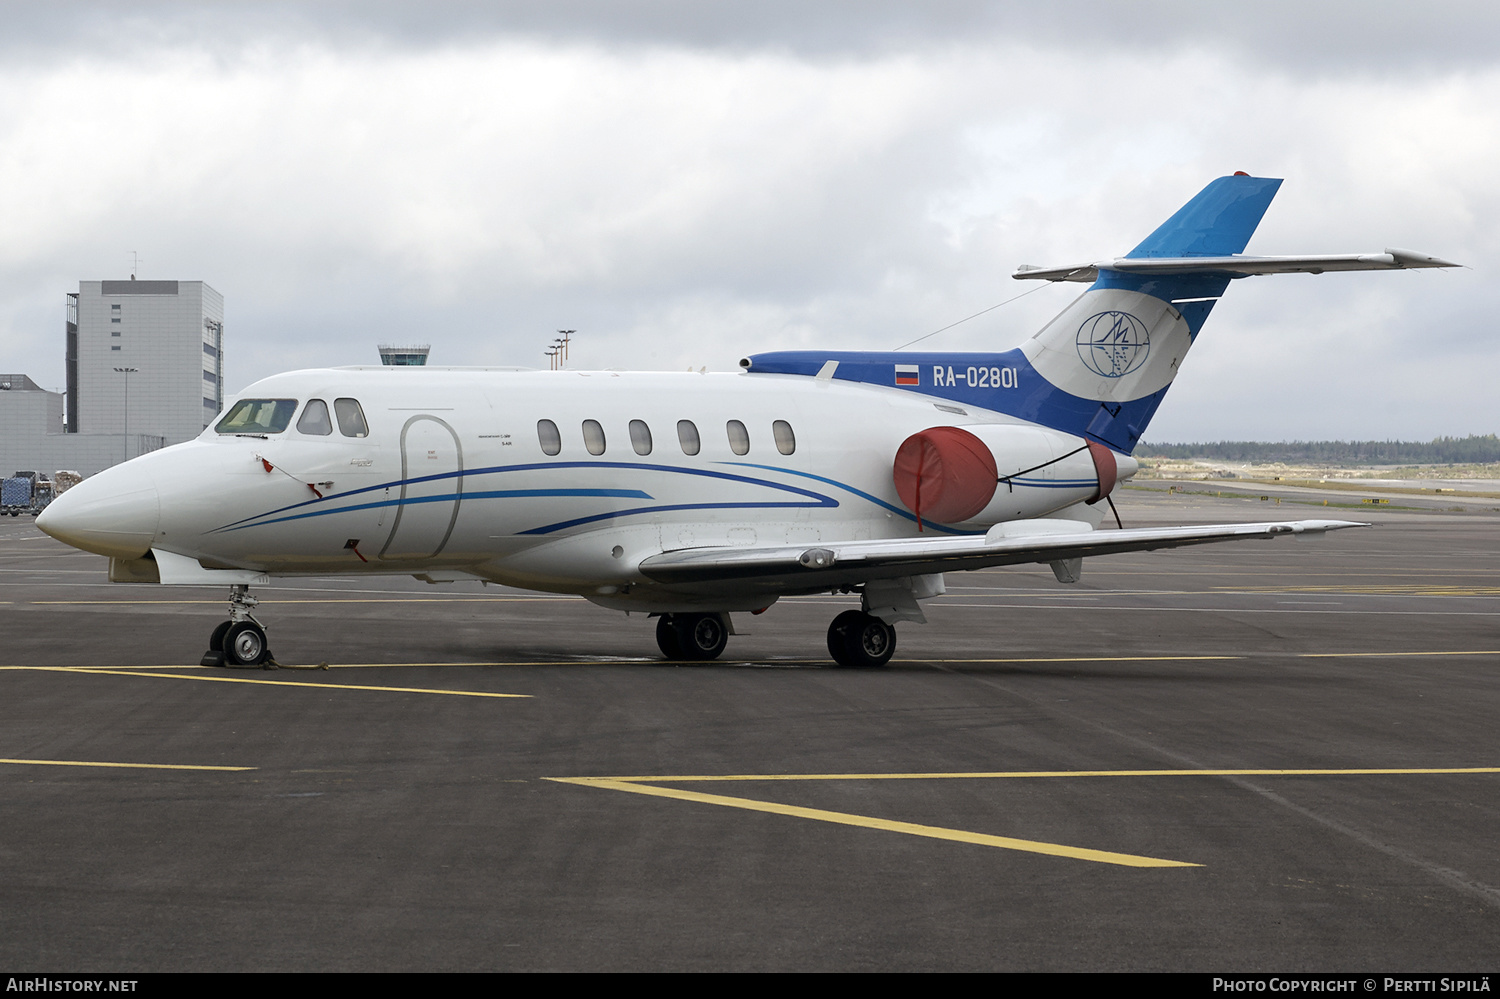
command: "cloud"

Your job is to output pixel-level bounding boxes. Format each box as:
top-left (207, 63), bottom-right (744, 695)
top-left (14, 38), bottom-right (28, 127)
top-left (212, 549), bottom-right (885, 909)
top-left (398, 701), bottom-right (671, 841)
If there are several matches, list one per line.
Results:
top-left (8, 1), bottom-right (1500, 72)
top-left (0, 3), bottom-right (1493, 440)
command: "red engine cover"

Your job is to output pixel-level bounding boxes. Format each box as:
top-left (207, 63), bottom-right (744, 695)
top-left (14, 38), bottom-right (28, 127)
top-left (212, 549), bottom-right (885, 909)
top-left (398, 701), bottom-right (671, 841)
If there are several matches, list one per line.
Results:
top-left (892, 426), bottom-right (999, 528)
top-left (1086, 440), bottom-right (1117, 503)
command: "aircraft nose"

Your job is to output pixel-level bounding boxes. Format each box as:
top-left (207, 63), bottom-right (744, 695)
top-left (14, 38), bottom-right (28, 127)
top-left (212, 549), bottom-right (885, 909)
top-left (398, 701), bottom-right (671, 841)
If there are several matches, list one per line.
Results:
top-left (36, 460), bottom-right (161, 559)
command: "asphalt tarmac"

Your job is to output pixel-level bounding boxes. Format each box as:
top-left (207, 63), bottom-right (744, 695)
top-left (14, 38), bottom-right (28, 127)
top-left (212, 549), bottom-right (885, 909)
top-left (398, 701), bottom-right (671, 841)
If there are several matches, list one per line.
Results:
top-left (2, 487), bottom-right (1498, 971)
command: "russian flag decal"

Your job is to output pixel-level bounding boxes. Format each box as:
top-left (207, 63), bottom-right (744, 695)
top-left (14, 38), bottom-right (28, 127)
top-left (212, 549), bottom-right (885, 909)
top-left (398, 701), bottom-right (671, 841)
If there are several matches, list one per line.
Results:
top-left (894, 364), bottom-right (920, 386)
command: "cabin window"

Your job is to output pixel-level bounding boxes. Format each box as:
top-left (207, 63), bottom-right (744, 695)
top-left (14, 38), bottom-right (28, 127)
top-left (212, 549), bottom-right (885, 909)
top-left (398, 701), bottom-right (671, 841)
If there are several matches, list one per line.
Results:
top-left (677, 420), bottom-right (700, 455)
top-left (537, 419), bottom-right (562, 455)
top-left (629, 419), bottom-right (652, 456)
top-left (773, 420), bottom-right (796, 455)
top-left (215, 398), bottom-right (298, 435)
top-left (334, 398), bottom-right (368, 438)
top-left (297, 399), bottom-right (333, 436)
top-left (726, 420), bottom-right (750, 455)
top-left (583, 419), bottom-right (606, 455)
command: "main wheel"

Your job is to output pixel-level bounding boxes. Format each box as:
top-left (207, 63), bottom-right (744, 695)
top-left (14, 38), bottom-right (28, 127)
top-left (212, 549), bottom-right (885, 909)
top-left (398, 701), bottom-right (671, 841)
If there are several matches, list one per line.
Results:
top-left (672, 612), bottom-right (729, 660)
top-left (224, 621), bottom-right (270, 666)
top-left (656, 615), bottom-right (684, 660)
top-left (209, 620), bottom-right (232, 652)
top-left (827, 610), bottom-right (896, 668)
top-left (827, 610), bottom-right (864, 667)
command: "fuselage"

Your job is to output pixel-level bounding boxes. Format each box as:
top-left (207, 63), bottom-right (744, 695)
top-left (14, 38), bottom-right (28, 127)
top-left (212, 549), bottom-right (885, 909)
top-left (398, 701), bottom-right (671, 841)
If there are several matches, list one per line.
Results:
top-left (38, 365), bottom-right (1133, 611)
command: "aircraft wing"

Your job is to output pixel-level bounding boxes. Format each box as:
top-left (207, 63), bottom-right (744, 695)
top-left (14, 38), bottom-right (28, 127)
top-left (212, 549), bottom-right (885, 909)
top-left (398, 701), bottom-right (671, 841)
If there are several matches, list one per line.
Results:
top-left (637, 519), bottom-right (1365, 592)
top-left (1012, 248), bottom-right (1459, 283)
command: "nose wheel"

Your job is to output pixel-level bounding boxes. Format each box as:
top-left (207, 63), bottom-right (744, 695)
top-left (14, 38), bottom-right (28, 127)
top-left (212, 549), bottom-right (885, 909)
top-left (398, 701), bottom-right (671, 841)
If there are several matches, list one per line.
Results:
top-left (201, 584), bottom-right (275, 668)
top-left (223, 621), bottom-right (271, 666)
top-left (827, 610), bottom-right (896, 668)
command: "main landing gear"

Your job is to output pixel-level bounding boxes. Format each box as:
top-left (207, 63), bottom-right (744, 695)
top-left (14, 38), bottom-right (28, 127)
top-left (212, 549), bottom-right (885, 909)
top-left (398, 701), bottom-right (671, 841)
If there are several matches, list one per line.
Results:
top-left (655, 612), bottom-right (730, 661)
top-left (652, 608), bottom-right (897, 668)
top-left (201, 584), bottom-right (275, 668)
top-left (826, 610), bottom-right (897, 669)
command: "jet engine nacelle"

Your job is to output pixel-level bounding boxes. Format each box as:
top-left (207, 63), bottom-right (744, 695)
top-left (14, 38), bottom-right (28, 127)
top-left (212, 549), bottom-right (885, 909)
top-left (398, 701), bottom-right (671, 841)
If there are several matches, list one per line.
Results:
top-left (892, 424), bottom-right (1136, 529)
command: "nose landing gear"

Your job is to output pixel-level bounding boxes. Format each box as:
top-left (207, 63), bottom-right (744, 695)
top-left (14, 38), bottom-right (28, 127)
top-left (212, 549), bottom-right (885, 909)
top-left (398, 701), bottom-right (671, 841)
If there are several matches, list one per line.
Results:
top-left (200, 584), bottom-right (275, 668)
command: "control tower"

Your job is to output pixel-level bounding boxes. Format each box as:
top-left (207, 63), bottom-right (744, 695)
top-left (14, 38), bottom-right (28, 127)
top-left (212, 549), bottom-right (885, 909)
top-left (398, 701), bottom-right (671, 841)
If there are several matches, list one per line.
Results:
top-left (377, 344), bottom-right (430, 366)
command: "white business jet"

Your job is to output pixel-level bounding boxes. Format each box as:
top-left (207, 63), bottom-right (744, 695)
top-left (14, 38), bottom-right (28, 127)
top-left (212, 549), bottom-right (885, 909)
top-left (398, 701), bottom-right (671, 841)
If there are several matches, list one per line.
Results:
top-left (38, 175), bottom-right (1456, 668)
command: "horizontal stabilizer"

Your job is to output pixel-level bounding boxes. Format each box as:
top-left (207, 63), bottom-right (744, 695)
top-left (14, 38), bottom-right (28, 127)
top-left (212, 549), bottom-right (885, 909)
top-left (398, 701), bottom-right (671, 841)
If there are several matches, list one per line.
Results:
top-left (1014, 249), bottom-right (1460, 283)
top-left (639, 520), bottom-right (1365, 590)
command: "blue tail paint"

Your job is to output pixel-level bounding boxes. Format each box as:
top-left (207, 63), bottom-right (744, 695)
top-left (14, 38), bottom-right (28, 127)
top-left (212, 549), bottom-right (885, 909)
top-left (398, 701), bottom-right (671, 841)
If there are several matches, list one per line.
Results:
top-left (745, 175), bottom-right (1284, 453)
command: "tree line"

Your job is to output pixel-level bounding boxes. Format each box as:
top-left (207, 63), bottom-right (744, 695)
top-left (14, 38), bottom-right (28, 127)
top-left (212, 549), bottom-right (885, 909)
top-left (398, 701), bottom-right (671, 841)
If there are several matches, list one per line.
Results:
top-left (1135, 435), bottom-right (1500, 465)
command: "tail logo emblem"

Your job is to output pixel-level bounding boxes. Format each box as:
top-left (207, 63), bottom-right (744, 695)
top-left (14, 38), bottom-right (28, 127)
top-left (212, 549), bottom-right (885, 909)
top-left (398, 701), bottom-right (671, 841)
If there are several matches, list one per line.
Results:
top-left (1076, 310), bottom-right (1150, 378)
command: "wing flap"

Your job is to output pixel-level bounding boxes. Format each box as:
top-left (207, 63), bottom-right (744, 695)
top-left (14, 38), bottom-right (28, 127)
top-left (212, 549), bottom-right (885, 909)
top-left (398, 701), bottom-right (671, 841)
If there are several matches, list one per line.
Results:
top-left (637, 519), bottom-right (1365, 589)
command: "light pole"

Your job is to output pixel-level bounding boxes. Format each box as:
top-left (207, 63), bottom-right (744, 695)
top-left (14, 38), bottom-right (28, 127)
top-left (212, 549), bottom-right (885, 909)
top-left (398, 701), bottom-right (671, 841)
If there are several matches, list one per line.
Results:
top-left (114, 366), bottom-right (137, 463)
top-left (543, 331), bottom-right (574, 370)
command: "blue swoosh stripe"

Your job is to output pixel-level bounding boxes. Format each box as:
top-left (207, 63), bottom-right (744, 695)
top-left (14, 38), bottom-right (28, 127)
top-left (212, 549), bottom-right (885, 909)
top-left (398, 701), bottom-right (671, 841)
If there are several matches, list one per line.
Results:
top-left (222, 488), bottom-right (655, 531)
top-left (213, 461), bottom-right (837, 535)
top-left (1005, 477), bottom-right (1098, 488)
top-left (215, 460), bottom-right (768, 532)
top-left (520, 499), bottom-right (837, 536)
top-left (722, 461), bottom-right (979, 536)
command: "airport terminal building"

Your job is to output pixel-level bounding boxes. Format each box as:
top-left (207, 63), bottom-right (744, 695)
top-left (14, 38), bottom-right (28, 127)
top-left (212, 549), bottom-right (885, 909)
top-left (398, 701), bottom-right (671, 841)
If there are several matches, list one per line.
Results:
top-left (0, 278), bottom-right (224, 477)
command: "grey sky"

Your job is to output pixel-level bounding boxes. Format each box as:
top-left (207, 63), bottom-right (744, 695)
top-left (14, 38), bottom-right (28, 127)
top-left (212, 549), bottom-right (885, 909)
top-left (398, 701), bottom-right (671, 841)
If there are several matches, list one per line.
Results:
top-left (0, 2), bottom-right (1492, 441)
top-left (7, 2), bottom-right (1499, 70)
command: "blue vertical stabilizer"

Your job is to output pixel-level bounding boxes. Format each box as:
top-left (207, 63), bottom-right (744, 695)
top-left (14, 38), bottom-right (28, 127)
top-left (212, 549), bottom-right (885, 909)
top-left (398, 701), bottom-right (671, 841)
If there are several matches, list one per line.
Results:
top-left (1127, 175), bottom-right (1282, 258)
top-left (746, 175), bottom-right (1289, 452)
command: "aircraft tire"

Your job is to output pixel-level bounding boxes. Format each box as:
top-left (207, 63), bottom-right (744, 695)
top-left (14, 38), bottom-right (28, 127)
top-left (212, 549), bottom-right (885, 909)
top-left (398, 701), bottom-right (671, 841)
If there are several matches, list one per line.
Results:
top-left (656, 615), bottom-right (684, 660)
top-left (224, 621), bottom-right (270, 667)
top-left (828, 610), bottom-right (895, 669)
top-left (672, 613), bottom-right (729, 661)
top-left (827, 610), bottom-right (863, 667)
top-left (209, 620), bottom-right (232, 652)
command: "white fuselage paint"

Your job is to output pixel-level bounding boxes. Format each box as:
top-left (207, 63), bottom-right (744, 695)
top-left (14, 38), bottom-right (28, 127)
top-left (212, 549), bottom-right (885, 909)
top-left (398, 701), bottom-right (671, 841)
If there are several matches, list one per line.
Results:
top-left (42, 366), bottom-right (1134, 611)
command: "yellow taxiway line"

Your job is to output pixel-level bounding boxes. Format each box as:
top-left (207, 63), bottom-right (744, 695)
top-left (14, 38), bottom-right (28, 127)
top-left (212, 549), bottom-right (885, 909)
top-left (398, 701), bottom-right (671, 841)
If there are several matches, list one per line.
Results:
top-left (1295, 650), bottom-right (1500, 659)
top-left (580, 767), bottom-right (1500, 782)
top-left (1, 665), bottom-right (529, 698)
top-left (1217, 585), bottom-right (1500, 595)
top-left (6, 649), bottom-right (1500, 675)
top-left (0, 757), bottom-right (253, 771)
top-left (31, 596), bottom-right (568, 605)
top-left (548, 766), bottom-right (1500, 868)
top-left (547, 776), bottom-right (1198, 868)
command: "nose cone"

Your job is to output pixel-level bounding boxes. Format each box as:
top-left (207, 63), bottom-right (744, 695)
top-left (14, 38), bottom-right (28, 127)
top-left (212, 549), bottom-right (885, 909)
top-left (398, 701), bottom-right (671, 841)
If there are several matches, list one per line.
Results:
top-left (37, 460), bottom-right (161, 559)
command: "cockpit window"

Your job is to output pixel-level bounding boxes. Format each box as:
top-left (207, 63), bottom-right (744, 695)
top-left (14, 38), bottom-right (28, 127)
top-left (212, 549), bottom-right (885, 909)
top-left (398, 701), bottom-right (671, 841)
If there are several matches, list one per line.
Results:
top-left (297, 399), bottom-right (333, 436)
top-left (215, 399), bottom-right (298, 435)
top-left (334, 398), bottom-right (368, 438)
